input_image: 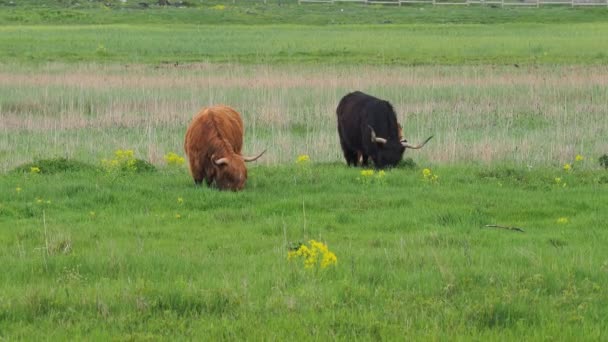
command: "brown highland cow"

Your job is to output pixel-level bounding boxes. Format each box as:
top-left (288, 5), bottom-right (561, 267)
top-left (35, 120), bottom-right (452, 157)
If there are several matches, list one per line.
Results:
top-left (184, 105), bottom-right (264, 191)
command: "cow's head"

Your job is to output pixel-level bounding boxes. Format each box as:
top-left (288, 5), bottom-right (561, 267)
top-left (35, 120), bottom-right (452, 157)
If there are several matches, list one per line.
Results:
top-left (211, 150), bottom-right (265, 191)
top-left (369, 125), bottom-right (432, 168)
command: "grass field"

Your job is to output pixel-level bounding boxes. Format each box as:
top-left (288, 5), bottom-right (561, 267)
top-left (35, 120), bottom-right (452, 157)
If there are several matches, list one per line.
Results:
top-left (2, 23), bottom-right (608, 65)
top-left (1, 161), bottom-right (607, 339)
top-left (1, 1), bottom-right (608, 340)
top-left (2, 1), bottom-right (608, 65)
top-left (3, 1), bottom-right (608, 26)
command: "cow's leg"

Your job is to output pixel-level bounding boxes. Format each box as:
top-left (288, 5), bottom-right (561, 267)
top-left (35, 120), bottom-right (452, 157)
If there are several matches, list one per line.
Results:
top-left (361, 154), bottom-right (370, 167)
top-left (188, 156), bottom-right (205, 185)
top-left (339, 140), bottom-right (358, 166)
top-left (338, 127), bottom-right (359, 166)
top-left (343, 149), bottom-right (359, 166)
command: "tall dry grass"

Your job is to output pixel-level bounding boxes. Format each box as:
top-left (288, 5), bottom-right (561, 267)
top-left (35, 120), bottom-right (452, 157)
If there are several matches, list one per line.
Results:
top-left (1, 63), bottom-right (607, 171)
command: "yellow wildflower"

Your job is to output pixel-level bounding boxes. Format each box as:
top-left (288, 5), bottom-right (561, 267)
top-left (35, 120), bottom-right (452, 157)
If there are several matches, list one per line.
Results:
top-left (296, 154), bottom-right (310, 164)
top-left (557, 217), bottom-right (569, 224)
top-left (361, 169), bottom-right (374, 177)
top-left (102, 149), bottom-right (137, 173)
top-left (15, 187), bottom-right (22, 193)
top-left (115, 149), bottom-right (134, 159)
top-left (422, 168), bottom-right (439, 183)
top-left (554, 177), bottom-right (561, 184)
top-left (310, 240), bottom-right (329, 254)
top-left (212, 4), bottom-right (225, 10)
top-left (177, 197), bottom-right (184, 205)
top-left (89, 211), bottom-right (96, 217)
top-left (288, 240), bottom-right (337, 270)
top-left (304, 256), bottom-right (317, 269)
top-left (575, 155), bottom-right (584, 162)
top-left (321, 251), bottom-right (338, 268)
top-left (563, 163), bottom-right (572, 172)
top-left (165, 152), bottom-right (185, 167)
top-left (287, 250), bottom-right (298, 261)
top-left (298, 244), bottom-right (311, 258)
top-left (175, 214), bottom-right (181, 219)
top-left (376, 170), bottom-right (386, 178)
top-left (30, 166), bottom-right (41, 174)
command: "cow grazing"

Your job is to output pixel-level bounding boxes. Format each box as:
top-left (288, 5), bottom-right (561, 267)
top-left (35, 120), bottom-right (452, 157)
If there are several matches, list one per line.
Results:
top-left (184, 105), bottom-right (265, 191)
top-left (336, 91), bottom-right (432, 169)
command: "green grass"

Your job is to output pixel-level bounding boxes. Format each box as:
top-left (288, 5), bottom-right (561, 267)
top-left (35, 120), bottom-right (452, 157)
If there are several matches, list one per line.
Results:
top-left (1, 2), bottom-right (608, 65)
top-left (2, 22), bottom-right (608, 65)
top-left (1, 163), bottom-right (607, 339)
top-left (3, 1), bottom-right (608, 26)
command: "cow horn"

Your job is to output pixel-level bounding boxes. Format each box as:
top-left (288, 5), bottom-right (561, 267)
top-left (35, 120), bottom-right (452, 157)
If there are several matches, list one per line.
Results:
top-left (368, 125), bottom-right (387, 144)
top-left (214, 157), bottom-right (229, 165)
top-left (242, 149), bottom-right (266, 162)
top-left (402, 136), bottom-right (434, 149)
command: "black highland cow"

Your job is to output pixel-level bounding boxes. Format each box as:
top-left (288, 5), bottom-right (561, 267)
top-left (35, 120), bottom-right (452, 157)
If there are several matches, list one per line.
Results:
top-left (336, 91), bottom-right (432, 169)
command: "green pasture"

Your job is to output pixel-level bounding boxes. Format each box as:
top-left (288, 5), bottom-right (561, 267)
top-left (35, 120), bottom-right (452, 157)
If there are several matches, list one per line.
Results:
top-left (2, 1), bottom-right (608, 65)
top-left (2, 0), bottom-right (608, 26)
top-left (2, 23), bottom-right (608, 65)
top-left (1, 161), bottom-right (607, 339)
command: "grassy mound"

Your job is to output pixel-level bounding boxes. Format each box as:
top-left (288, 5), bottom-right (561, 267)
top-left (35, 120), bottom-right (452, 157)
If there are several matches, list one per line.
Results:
top-left (10, 157), bottom-right (99, 174)
top-left (131, 159), bottom-right (157, 173)
top-left (9, 157), bottom-right (157, 174)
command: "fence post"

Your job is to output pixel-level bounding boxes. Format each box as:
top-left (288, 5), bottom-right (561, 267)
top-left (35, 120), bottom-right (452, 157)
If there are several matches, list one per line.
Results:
top-left (501, 0), bottom-right (504, 7)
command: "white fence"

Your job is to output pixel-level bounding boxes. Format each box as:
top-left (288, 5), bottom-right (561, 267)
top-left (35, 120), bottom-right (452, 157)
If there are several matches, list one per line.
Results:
top-left (299, 0), bottom-right (608, 6)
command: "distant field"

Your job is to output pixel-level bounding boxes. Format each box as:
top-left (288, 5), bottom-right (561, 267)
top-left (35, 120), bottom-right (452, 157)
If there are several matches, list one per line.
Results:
top-left (2, 22), bottom-right (608, 65)
top-left (3, 2), bottom-right (608, 26)
top-left (2, 1), bottom-right (608, 65)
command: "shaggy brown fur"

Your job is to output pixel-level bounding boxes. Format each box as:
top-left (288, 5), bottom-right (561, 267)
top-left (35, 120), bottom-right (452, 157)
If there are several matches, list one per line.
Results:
top-left (184, 105), bottom-right (254, 191)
